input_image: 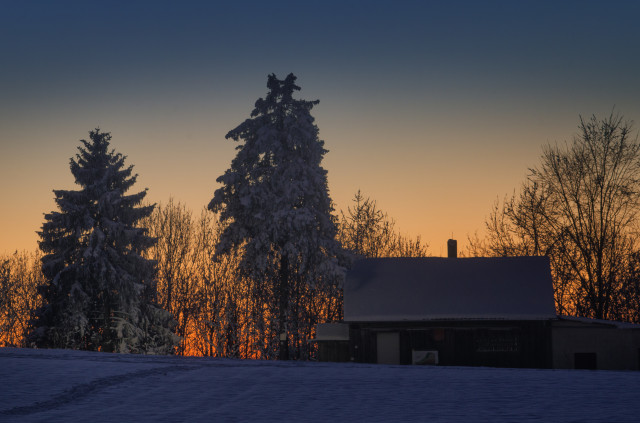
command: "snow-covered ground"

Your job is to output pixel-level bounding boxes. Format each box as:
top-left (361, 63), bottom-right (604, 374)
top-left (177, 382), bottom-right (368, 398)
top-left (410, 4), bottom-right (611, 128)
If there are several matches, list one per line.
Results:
top-left (1, 347), bottom-right (639, 422)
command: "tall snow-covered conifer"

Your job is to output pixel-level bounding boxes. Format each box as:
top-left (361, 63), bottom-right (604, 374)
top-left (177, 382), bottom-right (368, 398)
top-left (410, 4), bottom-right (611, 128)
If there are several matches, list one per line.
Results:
top-left (209, 74), bottom-right (345, 359)
top-left (29, 129), bottom-right (178, 354)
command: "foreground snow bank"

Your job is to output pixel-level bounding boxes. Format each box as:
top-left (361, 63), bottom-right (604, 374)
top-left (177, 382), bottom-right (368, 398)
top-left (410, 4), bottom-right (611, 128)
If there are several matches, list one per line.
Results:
top-left (1, 347), bottom-right (638, 422)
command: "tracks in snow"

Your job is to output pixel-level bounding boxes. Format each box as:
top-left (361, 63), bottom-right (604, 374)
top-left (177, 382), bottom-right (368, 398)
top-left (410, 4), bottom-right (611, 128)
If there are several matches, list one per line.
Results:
top-left (0, 364), bottom-right (195, 417)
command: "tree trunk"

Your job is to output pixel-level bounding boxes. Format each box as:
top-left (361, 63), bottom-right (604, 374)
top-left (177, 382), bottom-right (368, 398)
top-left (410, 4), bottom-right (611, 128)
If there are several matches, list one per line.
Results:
top-left (278, 254), bottom-right (289, 360)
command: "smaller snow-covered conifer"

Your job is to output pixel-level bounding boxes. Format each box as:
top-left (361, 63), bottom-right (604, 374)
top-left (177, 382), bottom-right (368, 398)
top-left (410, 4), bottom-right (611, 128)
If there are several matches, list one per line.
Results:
top-left (29, 129), bottom-right (179, 354)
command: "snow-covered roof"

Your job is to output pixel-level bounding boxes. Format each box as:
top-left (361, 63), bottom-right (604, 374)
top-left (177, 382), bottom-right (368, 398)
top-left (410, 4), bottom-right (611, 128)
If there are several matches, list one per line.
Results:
top-left (556, 315), bottom-right (640, 329)
top-left (344, 256), bottom-right (557, 322)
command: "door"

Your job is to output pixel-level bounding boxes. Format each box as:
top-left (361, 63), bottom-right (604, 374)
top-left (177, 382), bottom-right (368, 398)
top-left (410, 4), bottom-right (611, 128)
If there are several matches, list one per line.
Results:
top-left (377, 332), bottom-right (400, 364)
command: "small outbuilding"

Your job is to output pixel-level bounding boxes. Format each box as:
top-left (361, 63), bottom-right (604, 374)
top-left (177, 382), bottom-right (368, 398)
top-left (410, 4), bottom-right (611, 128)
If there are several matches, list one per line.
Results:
top-left (552, 316), bottom-right (640, 370)
top-left (314, 253), bottom-right (640, 370)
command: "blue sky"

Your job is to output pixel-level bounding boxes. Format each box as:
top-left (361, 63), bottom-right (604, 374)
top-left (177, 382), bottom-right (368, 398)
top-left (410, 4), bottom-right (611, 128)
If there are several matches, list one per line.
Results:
top-left (2, 0), bottom-right (640, 254)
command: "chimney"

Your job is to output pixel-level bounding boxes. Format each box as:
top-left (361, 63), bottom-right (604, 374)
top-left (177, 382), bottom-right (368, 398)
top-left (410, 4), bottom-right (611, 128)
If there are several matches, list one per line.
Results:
top-left (447, 239), bottom-right (457, 258)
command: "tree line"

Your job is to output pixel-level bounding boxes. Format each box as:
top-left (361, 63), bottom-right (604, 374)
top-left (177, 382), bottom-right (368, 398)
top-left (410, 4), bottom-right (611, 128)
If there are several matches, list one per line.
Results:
top-left (0, 192), bottom-right (426, 356)
top-left (2, 72), bottom-right (640, 356)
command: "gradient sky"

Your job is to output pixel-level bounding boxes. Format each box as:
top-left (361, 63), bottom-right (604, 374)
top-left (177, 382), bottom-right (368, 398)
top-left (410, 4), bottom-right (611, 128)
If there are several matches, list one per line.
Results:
top-left (2, 0), bottom-right (640, 256)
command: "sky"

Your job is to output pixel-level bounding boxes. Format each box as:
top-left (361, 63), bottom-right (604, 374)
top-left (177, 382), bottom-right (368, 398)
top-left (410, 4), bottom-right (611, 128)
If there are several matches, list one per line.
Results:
top-left (2, 0), bottom-right (640, 256)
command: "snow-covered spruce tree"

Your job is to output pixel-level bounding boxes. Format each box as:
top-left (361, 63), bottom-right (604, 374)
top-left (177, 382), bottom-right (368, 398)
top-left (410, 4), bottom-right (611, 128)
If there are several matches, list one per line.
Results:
top-left (29, 129), bottom-right (179, 354)
top-left (209, 74), bottom-right (345, 360)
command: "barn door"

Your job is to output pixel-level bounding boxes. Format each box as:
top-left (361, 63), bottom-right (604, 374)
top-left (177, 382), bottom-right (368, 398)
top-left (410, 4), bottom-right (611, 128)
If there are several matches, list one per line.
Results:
top-left (377, 332), bottom-right (400, 364)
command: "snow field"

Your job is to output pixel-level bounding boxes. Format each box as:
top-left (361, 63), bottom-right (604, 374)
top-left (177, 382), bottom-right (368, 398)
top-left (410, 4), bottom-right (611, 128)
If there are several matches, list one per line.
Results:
top-left (1, 347), bottom-right (639, 422)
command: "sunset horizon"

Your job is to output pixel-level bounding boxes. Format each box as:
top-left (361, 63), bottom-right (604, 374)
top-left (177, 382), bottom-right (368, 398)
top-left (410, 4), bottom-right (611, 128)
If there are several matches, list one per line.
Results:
top-left (2, 1), bottom-right (640, 256)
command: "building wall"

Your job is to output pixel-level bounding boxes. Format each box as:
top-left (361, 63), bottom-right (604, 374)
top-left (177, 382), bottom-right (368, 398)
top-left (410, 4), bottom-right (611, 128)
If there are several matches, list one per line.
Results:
top-left (348, 320), bottom-right (553, 368)
top-left (552, 320), bottom-right (640, 370)
top-left (316, 341), bottom-right (350, 362)
top-left (317, 318), bottom-right (640, 370)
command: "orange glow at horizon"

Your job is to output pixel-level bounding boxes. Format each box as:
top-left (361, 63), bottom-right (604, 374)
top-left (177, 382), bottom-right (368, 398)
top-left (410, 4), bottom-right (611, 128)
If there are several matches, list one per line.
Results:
top-left (2, 2), bottom-right (640, 258)
top-left (0, 111), bottom-right (632, 258)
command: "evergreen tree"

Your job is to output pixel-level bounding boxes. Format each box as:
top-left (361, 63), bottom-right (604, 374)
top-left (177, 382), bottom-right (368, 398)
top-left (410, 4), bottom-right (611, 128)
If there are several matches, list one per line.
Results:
top-left (209, 74), bottom-right (345, 359)
top-left (29, 129), bottom-right (178, 354)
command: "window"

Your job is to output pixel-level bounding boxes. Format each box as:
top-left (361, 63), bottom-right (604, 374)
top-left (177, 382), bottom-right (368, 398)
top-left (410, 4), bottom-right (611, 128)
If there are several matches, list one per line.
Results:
top-left (574, 352), bottom-right (597, 370)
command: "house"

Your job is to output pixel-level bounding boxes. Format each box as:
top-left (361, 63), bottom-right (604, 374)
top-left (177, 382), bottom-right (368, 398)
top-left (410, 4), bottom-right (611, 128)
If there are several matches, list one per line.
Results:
top-left (313, 246), bottom-right (640, 370)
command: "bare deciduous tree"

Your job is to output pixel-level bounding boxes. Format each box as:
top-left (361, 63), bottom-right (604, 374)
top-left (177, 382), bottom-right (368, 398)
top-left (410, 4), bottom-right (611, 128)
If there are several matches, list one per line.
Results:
top-left (339, 190), bottom-right (429, 258)
top-left (144, 198), bottom-right (196, 354)
top-left (0, 251), bottom-right (43, 347)
top-left (471, 113), bottom-right (640, 320)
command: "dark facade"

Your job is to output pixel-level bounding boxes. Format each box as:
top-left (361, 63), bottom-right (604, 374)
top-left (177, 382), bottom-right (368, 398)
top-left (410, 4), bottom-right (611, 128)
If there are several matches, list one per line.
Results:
top-left (348, 320), bottom-right (553, 368)
top-left (316, 340), bottom-right (350, 362)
